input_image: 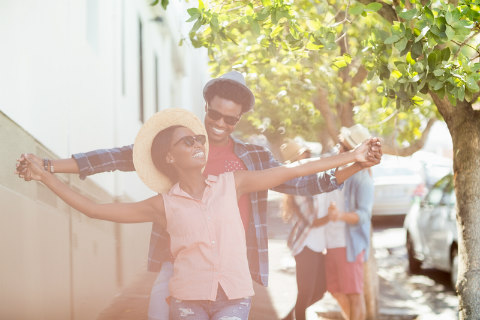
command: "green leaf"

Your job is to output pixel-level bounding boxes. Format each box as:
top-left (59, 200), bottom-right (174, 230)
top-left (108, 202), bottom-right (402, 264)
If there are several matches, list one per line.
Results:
top-left (161, 0), bottom-right (169, 10)
top-left (384, 34), bottom-right (401, 44)
top-left (466, 76), bottom-right (480, 92)
top-left (398, 9), bottom-right (418, 20)
top-left (458, 86), bottom-right (465, 101)
top-left (415, 26), bottom-right (430, 42)
top-left (424, 7), bottom-right (434, 22)
top-left (190, 17), bottom-right (203, 34)
top-left (445, 25), bottom-right (455, 40)
top-left (406, 52), bottom-right (416, 65)
top-left (433, 69), bottom-right (445, 76)
top-left (349, 3), bottom-right (365, 15)
top-left (441, 47), bottom-right (451, 61)
top-left (365, 3), bottom-right (383, 12)
top-left (395, 37), bottom-right (408, 52)
top-left (271, 25), bottom-right (283, 38)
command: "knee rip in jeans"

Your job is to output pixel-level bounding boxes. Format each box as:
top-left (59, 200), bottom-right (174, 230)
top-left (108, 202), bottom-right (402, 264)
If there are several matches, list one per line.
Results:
top-left (178, 307), bottom-right (194, 317)
top-left (218, 317), bottom-right (241, 320)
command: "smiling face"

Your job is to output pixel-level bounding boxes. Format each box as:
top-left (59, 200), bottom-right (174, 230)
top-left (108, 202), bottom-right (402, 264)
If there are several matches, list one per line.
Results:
top-left (204, 95), bottom-right (243, 146)
top-left (166, 127), bottom-right (207, 171)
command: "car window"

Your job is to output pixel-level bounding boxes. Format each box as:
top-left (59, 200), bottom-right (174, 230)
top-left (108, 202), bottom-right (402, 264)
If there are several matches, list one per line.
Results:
top-left (441, 191), bottom-right (456, 206)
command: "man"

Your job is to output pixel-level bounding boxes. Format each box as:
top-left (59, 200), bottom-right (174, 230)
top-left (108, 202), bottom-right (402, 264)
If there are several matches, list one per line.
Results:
top-left (18, 71), bottom-right (382, 320)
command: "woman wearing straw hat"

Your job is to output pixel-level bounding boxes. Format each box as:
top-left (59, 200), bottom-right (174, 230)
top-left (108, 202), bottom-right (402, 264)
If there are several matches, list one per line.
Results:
top-left (279, 139), bottom-right (331, 320)
top-left (17, 109), bottom-right (375, 320)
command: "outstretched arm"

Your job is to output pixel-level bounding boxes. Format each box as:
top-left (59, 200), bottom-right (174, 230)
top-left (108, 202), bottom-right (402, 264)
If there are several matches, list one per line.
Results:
top-left (16, 145), bottom-right (135, 180)
top-left (235, 140), bottom-right (370, 197)
top-left (16, 154), bottom-right (165, 226)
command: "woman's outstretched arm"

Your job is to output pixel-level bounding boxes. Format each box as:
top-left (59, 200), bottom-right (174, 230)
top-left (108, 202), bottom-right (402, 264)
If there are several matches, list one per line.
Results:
top-left (235, 138), bottom-right (374, 197)
top-left (16, 154), bottom-right (165, 226)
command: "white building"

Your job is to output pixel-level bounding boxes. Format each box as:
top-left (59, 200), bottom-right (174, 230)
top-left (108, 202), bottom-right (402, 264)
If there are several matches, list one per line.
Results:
top-left (0, 1), bottom-right (209, 319)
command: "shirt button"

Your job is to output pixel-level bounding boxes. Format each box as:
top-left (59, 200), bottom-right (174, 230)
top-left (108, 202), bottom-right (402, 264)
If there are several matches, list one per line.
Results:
top-left (211, 240), bottom-right (216, 245)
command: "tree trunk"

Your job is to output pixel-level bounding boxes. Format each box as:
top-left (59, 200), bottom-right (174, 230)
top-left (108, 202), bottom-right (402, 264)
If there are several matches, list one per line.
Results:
top-left (431, 93), bottom-right (480, 319)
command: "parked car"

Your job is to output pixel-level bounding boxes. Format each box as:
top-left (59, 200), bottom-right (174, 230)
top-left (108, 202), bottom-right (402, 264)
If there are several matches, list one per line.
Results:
top-left (403, 173), bottom-right (458, 288)
top-left (371, 156), bottom-right (425, 217)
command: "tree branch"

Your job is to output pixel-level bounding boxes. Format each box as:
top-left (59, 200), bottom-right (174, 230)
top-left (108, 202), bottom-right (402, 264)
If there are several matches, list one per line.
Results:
top-left (382, 118), bottom-right (437, 156)
top-left (357, 0), bottom-right (398, 22)
top-left (313, 88), bottom-right (340, 142)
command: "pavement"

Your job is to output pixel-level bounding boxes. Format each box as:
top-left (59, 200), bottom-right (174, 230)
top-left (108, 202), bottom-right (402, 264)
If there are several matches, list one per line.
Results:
top-left (96, 197), bottom-right (459, 320)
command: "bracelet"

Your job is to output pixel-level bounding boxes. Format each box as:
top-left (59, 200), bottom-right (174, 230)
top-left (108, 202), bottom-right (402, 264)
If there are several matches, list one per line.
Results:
top-left (43, 158), bottom-right (54, 173)
top-left (43, 158), bottom-right (49, 171)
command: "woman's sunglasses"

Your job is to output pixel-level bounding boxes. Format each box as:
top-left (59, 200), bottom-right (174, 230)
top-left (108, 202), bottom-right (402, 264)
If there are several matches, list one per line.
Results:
top-left (173, 134), bottom-right (207, 147)
top-left (206, 108), bottom-right (240, 126)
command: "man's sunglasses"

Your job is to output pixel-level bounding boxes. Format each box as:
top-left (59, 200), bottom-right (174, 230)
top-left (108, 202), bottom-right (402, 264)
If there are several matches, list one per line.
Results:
top-left (173, 134), bottom-right (207, 147)
top-left (206, 108), bottom-right (240, 126)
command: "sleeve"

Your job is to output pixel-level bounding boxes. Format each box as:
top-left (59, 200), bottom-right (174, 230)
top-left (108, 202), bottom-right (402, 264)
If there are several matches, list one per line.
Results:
top-left (256, 146), bottom-right (341, 196)
top-left (72, 145), bottom-right (135, 180)
top-left (352, 174), bottom-right (374, 226)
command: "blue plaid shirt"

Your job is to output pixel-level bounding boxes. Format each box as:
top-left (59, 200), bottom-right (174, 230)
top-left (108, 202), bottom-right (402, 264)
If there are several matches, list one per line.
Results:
top-left (72, 137), bottom-right (340, 286)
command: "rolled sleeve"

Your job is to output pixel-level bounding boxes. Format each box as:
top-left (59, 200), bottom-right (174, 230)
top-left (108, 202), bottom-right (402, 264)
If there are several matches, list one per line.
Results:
top-left (72, 145), bottom-right (135, 180)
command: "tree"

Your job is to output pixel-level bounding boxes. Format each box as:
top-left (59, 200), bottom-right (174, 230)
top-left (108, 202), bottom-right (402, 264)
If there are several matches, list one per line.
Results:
top-left (158, 0), bottom-right (480, 318)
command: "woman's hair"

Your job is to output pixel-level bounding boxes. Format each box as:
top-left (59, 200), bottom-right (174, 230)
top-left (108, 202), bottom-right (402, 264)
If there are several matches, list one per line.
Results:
top-left (150, 125), bottom-right (183, 183)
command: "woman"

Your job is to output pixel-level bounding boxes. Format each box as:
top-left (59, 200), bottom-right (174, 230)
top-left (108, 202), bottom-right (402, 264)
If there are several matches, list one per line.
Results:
top-left (280, 139), bottom-right (330, 320)
top-left (17, 109), bottom-right (374, 320)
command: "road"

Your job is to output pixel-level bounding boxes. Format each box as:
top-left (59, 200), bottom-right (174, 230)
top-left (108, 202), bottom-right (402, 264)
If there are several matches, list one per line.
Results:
top-left (259, 196), bottom-right (459, 319)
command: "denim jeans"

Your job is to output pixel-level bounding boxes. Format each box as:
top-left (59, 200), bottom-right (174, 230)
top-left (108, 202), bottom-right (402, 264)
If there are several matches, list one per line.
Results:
top-left (148, 261), bottom-right (174, 320)
top-left (169, 286), bottom-right (251, 320)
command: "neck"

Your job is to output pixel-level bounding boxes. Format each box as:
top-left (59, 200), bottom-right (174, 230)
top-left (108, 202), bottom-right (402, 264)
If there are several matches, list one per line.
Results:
top-left (177, 169), bottom-right (207, 199)
top-left (209, 136), bottom-right (230, 147)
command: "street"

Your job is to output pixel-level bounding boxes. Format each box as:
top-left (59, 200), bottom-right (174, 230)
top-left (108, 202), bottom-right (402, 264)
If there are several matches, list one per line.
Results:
top-left (261, 196), bottom-right (459, 319)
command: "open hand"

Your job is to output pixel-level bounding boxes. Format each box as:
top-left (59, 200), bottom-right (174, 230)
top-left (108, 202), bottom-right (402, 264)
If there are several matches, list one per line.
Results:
top-left (16, 154), bottom-right (45, 181)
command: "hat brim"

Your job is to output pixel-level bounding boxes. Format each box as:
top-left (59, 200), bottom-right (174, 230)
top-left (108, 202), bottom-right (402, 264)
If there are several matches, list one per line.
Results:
top-left (203, 78), bottom-right (255, 112)
top-left (133, 108), bottom-right (209, 193)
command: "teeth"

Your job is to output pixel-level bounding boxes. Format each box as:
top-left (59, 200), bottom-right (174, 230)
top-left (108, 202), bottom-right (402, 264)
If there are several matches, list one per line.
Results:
top-left (212, 127), bottom-right (225, 134)
top-left (192, 151), bottom-right (205, 159)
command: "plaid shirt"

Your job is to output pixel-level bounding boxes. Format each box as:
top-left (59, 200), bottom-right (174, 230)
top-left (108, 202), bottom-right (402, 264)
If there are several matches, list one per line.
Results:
top-left (72, 137), bottom-right (340, 286)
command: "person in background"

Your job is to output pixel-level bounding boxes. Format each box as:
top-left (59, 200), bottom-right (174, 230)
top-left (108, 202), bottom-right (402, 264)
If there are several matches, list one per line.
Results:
top-left (17, 109), bottom-right (377, 320)
top-left (279, 139), bottom-right (331, 320)
top-left (324, 124), bottom-right (375, 320)
top-left (16, 72), bottom-right (383, 320)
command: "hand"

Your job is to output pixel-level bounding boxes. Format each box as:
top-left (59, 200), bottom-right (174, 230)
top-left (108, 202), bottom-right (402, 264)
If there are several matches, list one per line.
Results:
top-left (16, 154), bottom-right (46, 181)
top-left (327, 201), bottom-right (340, 221)
top-left (312, 215), bottom-right (330, 227)
top-left (358, 138), bottom-right (382, 168)
top-left (352, 140), bottom-right (370, 163)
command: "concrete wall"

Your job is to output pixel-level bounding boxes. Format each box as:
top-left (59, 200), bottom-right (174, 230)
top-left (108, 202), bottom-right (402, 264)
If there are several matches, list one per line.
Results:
top-left (0, 0), bottom-right (209, 319)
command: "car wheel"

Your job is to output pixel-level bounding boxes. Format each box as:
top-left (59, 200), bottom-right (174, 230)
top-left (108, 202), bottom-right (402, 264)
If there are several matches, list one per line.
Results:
top-left (450, 246), bottom-right (459, 290)
top-left (406, 233), bottom-right (422, 274)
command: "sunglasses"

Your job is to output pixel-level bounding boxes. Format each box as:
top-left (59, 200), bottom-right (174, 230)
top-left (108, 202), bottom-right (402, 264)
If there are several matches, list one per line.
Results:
top-left (206, 108), bottom-right (240, 126)
top-left (173, 134), bottom-right (207, 147)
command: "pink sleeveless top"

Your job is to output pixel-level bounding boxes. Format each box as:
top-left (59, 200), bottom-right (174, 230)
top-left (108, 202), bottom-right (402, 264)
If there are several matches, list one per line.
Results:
top-left (162, 172), bottom-right (254, 301)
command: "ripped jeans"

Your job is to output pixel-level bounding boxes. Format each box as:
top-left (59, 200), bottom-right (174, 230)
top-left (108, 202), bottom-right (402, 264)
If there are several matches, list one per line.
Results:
top-left (169, 286), bottom-right (251, 320)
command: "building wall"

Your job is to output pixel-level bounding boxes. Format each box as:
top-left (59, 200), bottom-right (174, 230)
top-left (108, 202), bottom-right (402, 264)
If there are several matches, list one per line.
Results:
top-left (0, 1), bottom-right (209, 319)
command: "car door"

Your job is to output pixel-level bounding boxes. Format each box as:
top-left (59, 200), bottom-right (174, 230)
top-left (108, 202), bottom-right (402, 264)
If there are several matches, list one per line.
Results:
top-left (416, 186), bottom-right (443, 257)
top-left (422, 176), bottom-right (455, 271)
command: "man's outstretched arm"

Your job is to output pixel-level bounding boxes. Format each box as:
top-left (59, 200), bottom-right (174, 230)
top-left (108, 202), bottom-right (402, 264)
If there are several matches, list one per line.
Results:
top-left (17, 145), bottom-right (135, 180)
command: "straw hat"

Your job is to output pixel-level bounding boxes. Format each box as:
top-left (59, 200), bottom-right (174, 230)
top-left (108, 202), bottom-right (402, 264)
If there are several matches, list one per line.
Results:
top-left (133, 108), bottom-right (209, 193)
top-left (339, 124), bottom-right (371, 150)
top-left (280, 139), bottom-right (310, 163)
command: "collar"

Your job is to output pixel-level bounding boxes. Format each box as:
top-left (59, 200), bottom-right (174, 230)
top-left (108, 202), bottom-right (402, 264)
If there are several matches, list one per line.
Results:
top-left (167, 175), bottom-right (219, 199)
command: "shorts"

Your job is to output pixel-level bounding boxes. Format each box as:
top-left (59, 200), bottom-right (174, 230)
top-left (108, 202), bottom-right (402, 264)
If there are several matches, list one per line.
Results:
top-left (325, 247), bottom-right (364, 294)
